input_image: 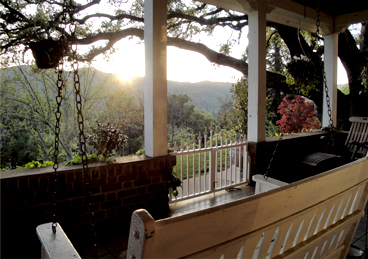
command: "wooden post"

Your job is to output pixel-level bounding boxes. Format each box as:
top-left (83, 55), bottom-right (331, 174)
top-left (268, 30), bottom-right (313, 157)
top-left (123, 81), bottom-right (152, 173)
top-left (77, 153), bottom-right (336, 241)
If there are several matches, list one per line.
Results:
top-left (247, 2), bottom-right (267, 143)
top-left (144, 0), bottom-right (168, 157)
top-left (323, 33), bottom-right (338, 128)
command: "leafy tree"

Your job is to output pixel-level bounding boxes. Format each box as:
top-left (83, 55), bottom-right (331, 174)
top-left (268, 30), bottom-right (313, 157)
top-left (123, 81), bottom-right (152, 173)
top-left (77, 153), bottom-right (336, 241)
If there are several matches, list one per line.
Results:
top-left (276, 95), bottom-right (320, 134)
top-left (216, 97), bottom-right (238, 131)
top-left (167, 93), bottom-right (195, 145)
top-left (98, 86), bottom-right (144, 155)
top-left (1, 116), bottom-right (39, 169)
top-left (87, 121), bottom-right (127, 158)
top-left (2, 0), bottom-right (368, 126)
top-left (1, 64), bottom-right (110, 163)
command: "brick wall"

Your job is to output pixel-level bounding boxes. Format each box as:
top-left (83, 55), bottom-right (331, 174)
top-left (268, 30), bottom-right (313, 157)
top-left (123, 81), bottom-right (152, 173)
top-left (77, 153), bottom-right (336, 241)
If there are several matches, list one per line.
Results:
top-left (0, 155), bottom-right (176, 258)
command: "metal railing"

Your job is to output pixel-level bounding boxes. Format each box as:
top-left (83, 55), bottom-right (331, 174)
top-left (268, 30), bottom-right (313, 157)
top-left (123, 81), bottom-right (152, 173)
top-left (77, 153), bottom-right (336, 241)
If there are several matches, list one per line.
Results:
top-left (170, 126), bottom-right (250, 202)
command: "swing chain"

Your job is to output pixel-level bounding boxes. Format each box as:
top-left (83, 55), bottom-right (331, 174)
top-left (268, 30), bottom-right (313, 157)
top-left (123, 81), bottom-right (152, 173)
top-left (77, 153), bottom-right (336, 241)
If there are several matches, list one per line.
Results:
top-left (264, 133), bottom-right (283, 179)
top-left (70, 18), bottom-right (99, 258)
top-left (316, 0), bottom-right (334, 131)
top-left (52, 0), bottom-right (68, 234)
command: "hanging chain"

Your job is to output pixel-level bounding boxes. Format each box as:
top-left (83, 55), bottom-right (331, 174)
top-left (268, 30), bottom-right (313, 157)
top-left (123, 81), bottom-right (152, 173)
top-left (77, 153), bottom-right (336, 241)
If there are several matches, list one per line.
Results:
top-left (316, 0), bottom-right (334, 130)
top-left (264, 133), bottom-right (283, 179)
top-left (52, 0), bottom-right (68, 234)
top-left (69, 15), bottom-right (99, 258)
top-left (316, 0), bottom-right (335, 152)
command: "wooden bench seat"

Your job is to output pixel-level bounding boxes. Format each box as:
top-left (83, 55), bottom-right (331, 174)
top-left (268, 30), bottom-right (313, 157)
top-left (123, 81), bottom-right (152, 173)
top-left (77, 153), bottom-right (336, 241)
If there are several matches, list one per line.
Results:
top-left (127, 157), bottom-right (368, 259)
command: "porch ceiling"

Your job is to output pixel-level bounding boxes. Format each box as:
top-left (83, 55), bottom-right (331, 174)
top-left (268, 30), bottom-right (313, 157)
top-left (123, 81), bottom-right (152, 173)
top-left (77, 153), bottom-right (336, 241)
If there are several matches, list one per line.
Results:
top-left (198, 0), bottom-right (368, 34)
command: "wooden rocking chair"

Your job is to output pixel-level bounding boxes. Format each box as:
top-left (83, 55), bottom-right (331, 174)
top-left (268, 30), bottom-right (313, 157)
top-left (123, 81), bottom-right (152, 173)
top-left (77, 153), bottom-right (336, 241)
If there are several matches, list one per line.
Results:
top-left (301, 117), bottom-right (368, 170)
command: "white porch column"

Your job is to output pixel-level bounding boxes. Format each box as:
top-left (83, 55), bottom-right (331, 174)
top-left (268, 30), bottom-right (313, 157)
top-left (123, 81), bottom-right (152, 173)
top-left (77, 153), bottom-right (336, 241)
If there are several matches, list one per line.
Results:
top-left (144, 0), bottom-right (168, 157)
top-left (323, 33), bottom-right (338, 128)
top-left (248, 3), bottom-right (267, 142)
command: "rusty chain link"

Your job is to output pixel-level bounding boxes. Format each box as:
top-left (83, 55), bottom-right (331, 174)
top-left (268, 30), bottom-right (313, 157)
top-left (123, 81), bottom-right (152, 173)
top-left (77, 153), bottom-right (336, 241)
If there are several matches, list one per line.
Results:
top-left (52, 0), bottom-right (68, 234)
top-left (70, 17), bottom-right (99, 258)
top-left (316, 0), bottom-right (335, 149)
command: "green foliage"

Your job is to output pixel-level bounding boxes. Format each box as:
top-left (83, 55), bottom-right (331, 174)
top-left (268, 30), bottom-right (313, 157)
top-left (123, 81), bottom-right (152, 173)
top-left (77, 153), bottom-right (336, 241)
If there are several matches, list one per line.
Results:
top-left (360, 65), bottom-right (368, 95)
top-left (285, 56), bottom-right (322, 97)
top-left (0, 116), bottom-right (40, 169)
top-left (65, 154), bottom-right (115, 166)
top-left (169, 172), bottom-right (182, 198)
top-left (339, 84), bottom-right (350, 95)
top-left (229, 76), bottom-right (248, 134)
top-left (87, 121), bottom-right (128, 158)
top-left (266, 28), bottom-right (289, 74)
top-left (24, 160), bottom-right (54, 169)
top-left (266, 120), bottom-right (280, 138)
top-left (135, 149), bottom-right (145, 155)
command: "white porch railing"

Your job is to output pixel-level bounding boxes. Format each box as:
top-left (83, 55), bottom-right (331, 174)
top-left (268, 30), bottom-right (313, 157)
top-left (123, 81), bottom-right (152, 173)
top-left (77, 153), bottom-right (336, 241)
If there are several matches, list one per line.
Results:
top-left (170, 126), bottom-right (250, 202)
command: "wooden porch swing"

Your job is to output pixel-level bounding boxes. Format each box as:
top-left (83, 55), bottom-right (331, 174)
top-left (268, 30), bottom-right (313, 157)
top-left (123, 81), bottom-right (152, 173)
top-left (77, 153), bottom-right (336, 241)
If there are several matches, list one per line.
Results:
top-left (34, 1), bottom-right (368, 259)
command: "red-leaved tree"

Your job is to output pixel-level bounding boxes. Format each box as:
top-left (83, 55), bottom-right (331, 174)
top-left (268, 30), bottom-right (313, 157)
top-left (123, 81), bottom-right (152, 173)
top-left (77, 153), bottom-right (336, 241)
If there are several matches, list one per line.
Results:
top-left (277, 95), bottom-right (320, 133)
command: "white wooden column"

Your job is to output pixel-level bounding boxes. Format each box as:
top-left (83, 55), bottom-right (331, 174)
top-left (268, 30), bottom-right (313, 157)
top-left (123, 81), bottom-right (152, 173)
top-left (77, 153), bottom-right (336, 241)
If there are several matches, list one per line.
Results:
top-left (144, 0), bottom-right (168, 157)
top-left (323, 33), bottom-right (338, 128)
top-left (248, 3), bottom-right (267, 142)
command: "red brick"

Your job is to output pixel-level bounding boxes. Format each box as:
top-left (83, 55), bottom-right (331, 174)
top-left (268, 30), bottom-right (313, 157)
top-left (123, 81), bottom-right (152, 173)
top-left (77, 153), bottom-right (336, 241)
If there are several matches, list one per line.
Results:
top-left (137, 186), bottom-right (146, 194)
top-left (107, 176), bottom-right (118, 184)
top-left (92, 194), bottom-right (105, 203)
top-left (134, 179), bottom-right (151, 187)
top-left (19, 178), bottom-right (29, 190)
top-left (107, 193), bottom-right (116, 200)
top-left (124, 182), bottom-right (133, 188)
top-left (66, 172), bottom-right (75, 183)
top-left (123, 197), bottom-right (132, 205)
top-left (118, 174), bottom-right (137, 182)
top-left (148, 183), bottom-right (165, 192)
top-left (122, 164), bottom-right (132, 174)
top-left (101, 183), bottom-right (122, 192)
top-left (72, 198), bottom-right (84, 207)
top-left (117, 189), bottom-right (136, 198)
top-left (100, 168), bottom-right (108, 178)
top-left (149, 169), bottom-right (163, 177)
top-left (65, 189), bottom-right (85, 199)
top-left (75, 171), bottom-right (83, 182)
top-left (90, 178), bottom-right (106, 187)
top-left (39, 177), bottom-right (49, 188)
top-left (29, 178), bottom-right (38, 189)
top-left (133, 194), bottom-right (151, 203)
top-left (91, 169), bottom-right (99, 179)
top-left (101, 199), bottom-right (121, 209)
top-left (151, 176), bottom-right (161, 184)
top-left (8, 179), bottom-right (18, 192)
top-left (109, 167), bottom-right (116, 177)
top-left (117, 204), bottom-right (136, 215)
top-left (106, 208), bottom-right (117, 217)
top-left (57, 174), bottom-right (66, 184)
top-left (32, 204), bottom-right (47, 215)
top-left (90, 186), bottom-right (101, 194)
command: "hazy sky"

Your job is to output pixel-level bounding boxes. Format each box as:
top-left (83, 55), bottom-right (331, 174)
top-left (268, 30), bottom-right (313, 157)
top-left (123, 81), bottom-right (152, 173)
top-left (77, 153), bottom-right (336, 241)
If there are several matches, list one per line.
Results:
top-left (92, 33), bottom-right (349, 84)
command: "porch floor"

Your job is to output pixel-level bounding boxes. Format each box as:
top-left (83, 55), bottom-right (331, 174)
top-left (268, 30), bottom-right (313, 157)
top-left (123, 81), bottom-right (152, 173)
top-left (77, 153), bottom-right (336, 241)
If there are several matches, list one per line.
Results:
top-left (82, 185), bottom-right (368, 259)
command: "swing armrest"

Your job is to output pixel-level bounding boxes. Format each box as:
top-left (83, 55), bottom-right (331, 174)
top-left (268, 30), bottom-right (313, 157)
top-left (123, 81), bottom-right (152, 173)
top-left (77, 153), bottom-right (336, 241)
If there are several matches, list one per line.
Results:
top-left (348, 141), bottom-right (368, 149)
top-left (36, 223), bottom-right (81, 259)
top-left (348, 141), bottom-right (368, 160)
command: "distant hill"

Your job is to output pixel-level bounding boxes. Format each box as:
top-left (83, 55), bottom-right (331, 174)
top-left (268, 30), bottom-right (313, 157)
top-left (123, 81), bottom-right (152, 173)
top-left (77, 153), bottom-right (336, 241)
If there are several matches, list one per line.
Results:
top-left (1, 66), bottom-right (233, 115)
top-left (167, 80), bottom-right (232, 114)
top-left (118, 77), bottom-right (233, 114)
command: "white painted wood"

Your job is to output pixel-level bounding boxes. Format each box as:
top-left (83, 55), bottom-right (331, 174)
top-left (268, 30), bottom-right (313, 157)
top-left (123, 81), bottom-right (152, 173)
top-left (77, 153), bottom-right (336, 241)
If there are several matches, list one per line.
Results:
top-left (253, 174), bottom-right (288, 194)
top-left (248, 2), bottom-right (267, 143)
top-left (36, 223), bottom-right (81, 259)
top-left (126, 157), bottom-right (368, 259)
top-left (144, 0), bottom-right (168, 157)
top-left (171, 128), bottom-right (249, 202)
top-left (323, 33), bottom-right (338, 128)
top-left (126, 209), bottom-right (156, 259)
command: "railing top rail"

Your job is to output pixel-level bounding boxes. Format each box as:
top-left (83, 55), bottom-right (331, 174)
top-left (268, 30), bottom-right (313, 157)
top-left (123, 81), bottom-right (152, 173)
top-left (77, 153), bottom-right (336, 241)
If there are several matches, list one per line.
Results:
top-left (172, 142), bottom-right (248, 155)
